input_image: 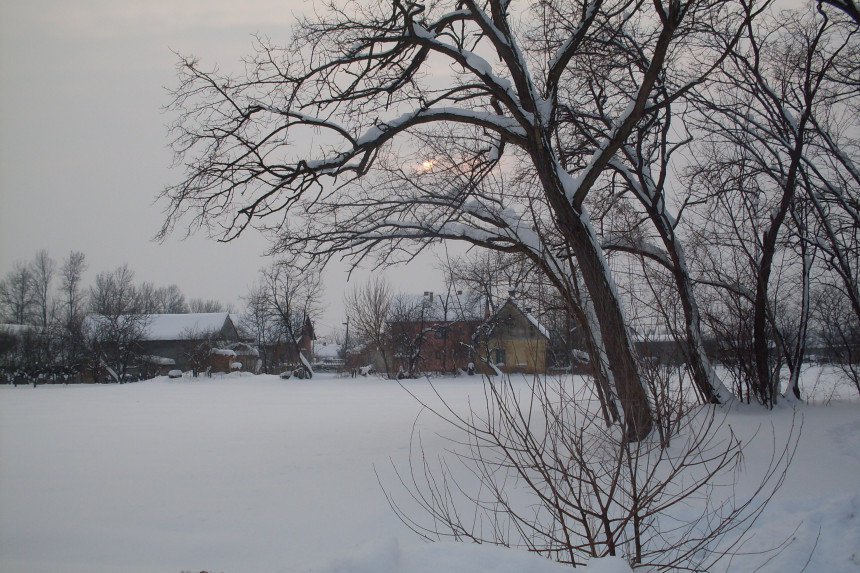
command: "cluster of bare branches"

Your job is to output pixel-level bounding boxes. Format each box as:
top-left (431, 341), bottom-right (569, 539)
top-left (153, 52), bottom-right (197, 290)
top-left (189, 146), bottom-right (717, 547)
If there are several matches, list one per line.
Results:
top-left (384, 374), bottom-right (798, 570)
top-left (684, 5), bottom-right (860, 405)
top-left (163, 0), bottom-right (767, 437)
top-left (241, 258), bottom-right (323, 375)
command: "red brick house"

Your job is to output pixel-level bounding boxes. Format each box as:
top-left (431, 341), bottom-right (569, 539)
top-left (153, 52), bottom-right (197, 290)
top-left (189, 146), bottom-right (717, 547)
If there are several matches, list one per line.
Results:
top-left (388, 291), bottom-right (486, 376)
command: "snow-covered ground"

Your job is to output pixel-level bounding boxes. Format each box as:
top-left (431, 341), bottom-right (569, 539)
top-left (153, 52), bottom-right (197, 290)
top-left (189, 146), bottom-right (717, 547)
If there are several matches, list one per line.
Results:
top-left (1, 369), bottom-right (858, 573)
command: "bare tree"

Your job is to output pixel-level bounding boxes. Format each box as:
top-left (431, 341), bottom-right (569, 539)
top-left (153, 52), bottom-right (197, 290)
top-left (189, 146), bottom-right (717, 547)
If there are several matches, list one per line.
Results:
top-left (59, 251), bottom-right (87, 332)
top-left (814, 285), bottom-right (860, 393)
top-left (259, 258), bottom-right (323, 375)
top-left (30, 249), bottom-right (56, 330)
top-left (241, 282), bottom-right (276, 373)
top-left (0, 261), bottom-right (36, 325)
top-left (86, 265), bottom-right (149, 382)
top-left (160, 285), bottom-right (190, 314)
top-left (388, 293), bottom-right (431, 378)
top-left (160, 0), bottom-right (773, 437)
top-left (55, 251), bottom-right (89, 378)
top-left (139, 283), bottom-right (190, 314)
top-left (687, 6), bottom-right (860, 405)
top-left (344, 276), bottom-right (394, 377)
top-left (187, 297), bottom-right (228, 313)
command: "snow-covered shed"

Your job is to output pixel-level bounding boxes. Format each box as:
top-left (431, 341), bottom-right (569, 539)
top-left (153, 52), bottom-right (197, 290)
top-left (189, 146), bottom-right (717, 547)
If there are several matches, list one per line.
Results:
top-left (208, 342), bottom-right (260, 373)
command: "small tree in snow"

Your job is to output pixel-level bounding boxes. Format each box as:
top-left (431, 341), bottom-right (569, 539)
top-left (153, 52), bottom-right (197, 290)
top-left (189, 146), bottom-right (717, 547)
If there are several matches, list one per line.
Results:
top-left (344, 276), bottom-right (394, 377)
top-left (86, 265), bottom-right (149, 382)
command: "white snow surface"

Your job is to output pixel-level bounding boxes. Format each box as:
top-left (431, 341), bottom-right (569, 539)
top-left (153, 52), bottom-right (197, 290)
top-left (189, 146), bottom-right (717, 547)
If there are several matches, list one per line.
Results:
top-left (1, 368), bottom-right (859, 573)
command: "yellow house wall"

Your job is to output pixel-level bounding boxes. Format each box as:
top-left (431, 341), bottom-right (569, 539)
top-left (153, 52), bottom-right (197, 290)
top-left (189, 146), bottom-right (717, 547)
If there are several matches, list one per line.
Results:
top-left (476, 300), bottom-right (549, 375)
top-left (498, 337), bottom-right (547, 374)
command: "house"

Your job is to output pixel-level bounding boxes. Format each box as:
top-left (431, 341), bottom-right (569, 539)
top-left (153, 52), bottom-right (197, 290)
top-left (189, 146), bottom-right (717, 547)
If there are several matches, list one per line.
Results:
top-left (137, 312), bottom-right (241, 373)
top-left (85, 312), bottom-right (242, 377)
top-left (474, 295), bottom-right (550, 375)
top-left (208, 342), bottom-right (261, 373)
top-left (388, 291), bottom-right (485, 376)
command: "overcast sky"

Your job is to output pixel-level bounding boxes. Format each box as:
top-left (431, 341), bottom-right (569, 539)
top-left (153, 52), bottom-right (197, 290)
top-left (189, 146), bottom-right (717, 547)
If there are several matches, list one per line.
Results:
top-left (0, 0), bottom-right (448, 336)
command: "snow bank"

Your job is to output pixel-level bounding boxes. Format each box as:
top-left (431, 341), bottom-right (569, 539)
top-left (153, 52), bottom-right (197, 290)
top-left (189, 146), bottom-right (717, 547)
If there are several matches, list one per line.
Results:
top-left (0, 369), bottom-right (858, 573)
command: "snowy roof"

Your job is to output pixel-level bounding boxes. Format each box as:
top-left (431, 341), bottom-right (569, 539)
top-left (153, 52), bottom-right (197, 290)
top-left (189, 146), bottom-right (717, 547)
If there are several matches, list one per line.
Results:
top-left (0, 323), bottom-right (40, 337)
top-left (315, 342), bottom-right (342, 359)
top-left (391, 291), bottom-right (486, 322)
top-left (478, 298), bottom-right (550, 341)
top-left (143, 355), bottom-right (176, 366)
top-left (142, 313), bottom-right (233, 341)
top-left (85, 313), bottom-right (234, 341)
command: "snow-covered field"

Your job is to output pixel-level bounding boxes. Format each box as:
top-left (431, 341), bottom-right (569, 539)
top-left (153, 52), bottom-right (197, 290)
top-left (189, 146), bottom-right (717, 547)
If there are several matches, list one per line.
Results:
top-left (1, 370), bottom-right (858, 573)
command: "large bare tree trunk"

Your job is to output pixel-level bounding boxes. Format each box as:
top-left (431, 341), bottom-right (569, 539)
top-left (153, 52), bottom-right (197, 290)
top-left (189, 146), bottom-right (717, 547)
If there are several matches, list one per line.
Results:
top-left (567, 219), bottom-right (653, 440)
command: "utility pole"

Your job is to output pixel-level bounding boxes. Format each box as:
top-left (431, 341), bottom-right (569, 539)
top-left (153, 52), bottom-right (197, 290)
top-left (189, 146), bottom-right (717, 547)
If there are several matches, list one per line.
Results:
top-left (342, 318), bottom-right (350, 373)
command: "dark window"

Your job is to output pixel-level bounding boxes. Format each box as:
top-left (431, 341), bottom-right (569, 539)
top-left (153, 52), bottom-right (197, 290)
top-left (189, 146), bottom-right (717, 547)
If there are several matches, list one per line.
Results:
top-left (494, 348), bottom-right (506, 364)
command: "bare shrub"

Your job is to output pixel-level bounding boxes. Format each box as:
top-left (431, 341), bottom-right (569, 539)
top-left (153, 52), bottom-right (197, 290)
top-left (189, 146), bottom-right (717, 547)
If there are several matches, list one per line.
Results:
top-left (383, 374), bottom-right (798, 570)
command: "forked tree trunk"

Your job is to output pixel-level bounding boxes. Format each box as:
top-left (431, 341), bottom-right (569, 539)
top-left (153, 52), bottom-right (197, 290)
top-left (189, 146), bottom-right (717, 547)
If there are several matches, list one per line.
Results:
top-left (532, 144), bottom-right (653, 440)
top-left (566, 219), bottom-right (653, 440)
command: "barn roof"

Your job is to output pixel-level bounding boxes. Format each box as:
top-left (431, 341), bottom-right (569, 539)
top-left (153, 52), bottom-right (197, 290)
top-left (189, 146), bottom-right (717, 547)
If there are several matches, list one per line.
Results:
top-left (142, 313), bottom-right (233, 340)
top-left (84, 313), bottom-right (235, 341)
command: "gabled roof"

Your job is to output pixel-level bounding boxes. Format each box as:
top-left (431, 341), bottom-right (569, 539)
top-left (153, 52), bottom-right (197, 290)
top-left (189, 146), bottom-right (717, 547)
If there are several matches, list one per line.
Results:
top-left (85, 313), bottom-right (235, 341)
top-left (142, 313), bottom-right (233, 341)
top-left (476, 297), bottom-right (550, 341)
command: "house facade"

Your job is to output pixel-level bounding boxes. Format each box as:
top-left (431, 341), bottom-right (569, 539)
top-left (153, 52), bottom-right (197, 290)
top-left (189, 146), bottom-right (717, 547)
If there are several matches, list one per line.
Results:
top-left (475, 297), bottom-right (549, 375)
top-left (85, 312), bottom-right (242, 379)
top-left (388, 291), bottom-right (485, 376)
top-left (137, 313), bottom-right (241, 374)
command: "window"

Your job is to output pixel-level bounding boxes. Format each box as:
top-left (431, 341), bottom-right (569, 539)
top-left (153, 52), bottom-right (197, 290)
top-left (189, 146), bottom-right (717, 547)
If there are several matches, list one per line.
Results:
top-left (493, 347), bottom-right (506, 364)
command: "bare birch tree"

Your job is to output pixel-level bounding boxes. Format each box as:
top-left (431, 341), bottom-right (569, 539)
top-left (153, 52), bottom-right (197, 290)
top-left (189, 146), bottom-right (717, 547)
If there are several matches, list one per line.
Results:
top-left (30, 249), bottom-right (56, 330)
